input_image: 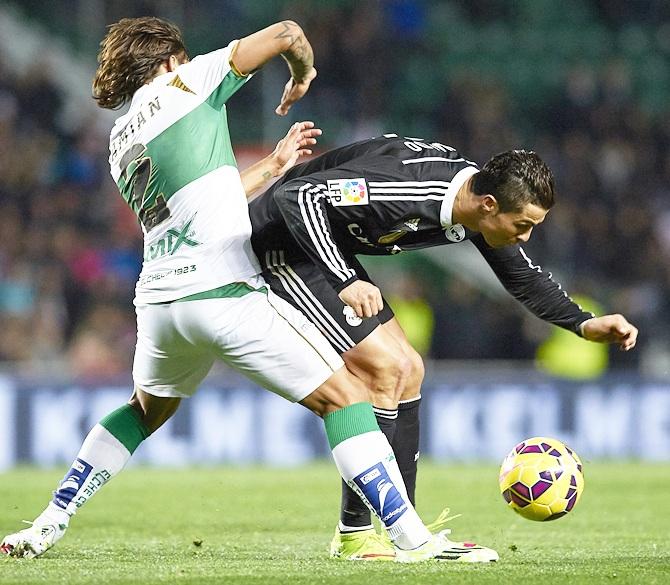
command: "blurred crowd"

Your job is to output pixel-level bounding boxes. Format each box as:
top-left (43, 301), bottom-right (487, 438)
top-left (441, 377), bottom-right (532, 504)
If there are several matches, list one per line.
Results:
top-left (0, 58), bottom-right (140, 377)
top-left (1, 0), bottom-right (669, 378)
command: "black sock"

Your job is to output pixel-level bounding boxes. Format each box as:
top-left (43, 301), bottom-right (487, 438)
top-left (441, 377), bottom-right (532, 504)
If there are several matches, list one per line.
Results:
top-left (392, 397), bottom-right (421, 506)
top-left (339, 408), bottom-right (397, 531)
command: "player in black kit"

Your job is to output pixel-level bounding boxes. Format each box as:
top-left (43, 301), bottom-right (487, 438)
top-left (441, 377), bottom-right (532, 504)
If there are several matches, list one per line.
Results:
top-left (248, 131), bottom-right (638, 561)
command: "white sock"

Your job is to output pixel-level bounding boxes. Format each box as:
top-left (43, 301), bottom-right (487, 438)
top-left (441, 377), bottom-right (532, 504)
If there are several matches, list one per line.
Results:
top-left (51, 423), bottom-right (134, 517)
top-left (49, 404), bottom-right (149, 520)
top-left (331, 430), bottom-right (431, 550)
top-left (34, 502), bottom-right (71, 529)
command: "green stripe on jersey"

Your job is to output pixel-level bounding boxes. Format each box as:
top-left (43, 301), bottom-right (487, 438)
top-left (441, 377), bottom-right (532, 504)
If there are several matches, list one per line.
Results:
top-left (116, 71), bottom-right (247, 219)
top-left (206, 70), bottom-right (248, 110)
top-left (145, 104), bottom-right (235, 198)
top-left (169, 282), bottom-right (268, 303)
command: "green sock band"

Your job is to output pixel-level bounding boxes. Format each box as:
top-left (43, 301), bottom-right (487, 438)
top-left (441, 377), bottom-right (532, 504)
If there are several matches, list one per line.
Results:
top-left (99, 404), bottom-right (150, 454)
top-left (324, 402), bottom-right (380, 450)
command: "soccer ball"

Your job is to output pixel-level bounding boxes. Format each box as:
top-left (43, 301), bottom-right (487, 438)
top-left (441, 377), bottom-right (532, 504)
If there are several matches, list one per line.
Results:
top-left (498, 436), bottom-right (584, 521)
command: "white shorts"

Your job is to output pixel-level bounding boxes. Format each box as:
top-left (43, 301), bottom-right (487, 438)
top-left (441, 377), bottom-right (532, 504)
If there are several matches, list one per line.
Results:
top-left (132, 288), bottom-right (344, 401)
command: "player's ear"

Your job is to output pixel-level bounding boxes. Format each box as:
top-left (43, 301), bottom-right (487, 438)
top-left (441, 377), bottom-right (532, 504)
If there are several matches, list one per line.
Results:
top-left (167, 54), bottom-right (182, 71)
top-left (479, 194), bottom-right (499, 214)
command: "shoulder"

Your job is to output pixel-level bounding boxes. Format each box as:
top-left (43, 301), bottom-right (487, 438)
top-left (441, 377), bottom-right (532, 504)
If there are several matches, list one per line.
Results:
top-left (179, 41), bottom-right (242, 78)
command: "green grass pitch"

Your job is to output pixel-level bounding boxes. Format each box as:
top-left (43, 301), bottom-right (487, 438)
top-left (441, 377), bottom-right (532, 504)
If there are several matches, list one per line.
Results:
top-left (1, 462), bottom-right (668, 584)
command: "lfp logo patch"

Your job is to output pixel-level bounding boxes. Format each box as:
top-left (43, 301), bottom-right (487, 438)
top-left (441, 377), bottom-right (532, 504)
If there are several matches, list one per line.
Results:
top-left (327, 178), bottom-right (369, 206)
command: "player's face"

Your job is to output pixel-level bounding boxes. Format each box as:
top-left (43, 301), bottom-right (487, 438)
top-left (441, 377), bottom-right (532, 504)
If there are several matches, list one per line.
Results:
top-left (479, 203), bottom-right (548, 248)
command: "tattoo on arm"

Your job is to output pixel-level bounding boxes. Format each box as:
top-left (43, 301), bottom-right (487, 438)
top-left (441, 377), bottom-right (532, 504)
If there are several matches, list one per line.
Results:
top-left (274, 21), bottom-right (300, 45)
top-left (262, 171), bottom-right (273, 181)
top-left (275, 20), bottom-right (313, 79)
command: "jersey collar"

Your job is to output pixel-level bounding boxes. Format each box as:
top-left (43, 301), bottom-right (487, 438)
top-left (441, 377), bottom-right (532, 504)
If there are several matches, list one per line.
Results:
top-left (440, 166), bottom-right (479, 227)
top-left (130, 72), bottom-right (176, 105)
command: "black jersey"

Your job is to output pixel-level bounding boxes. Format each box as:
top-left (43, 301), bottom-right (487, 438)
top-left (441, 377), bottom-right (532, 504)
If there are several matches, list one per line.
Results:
top-left (249, 134), bottom-right (593, 334)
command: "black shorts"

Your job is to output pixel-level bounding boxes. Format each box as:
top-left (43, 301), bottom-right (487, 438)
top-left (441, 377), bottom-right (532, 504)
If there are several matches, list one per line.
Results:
top-left (258, 248), bottom-right (395, 355)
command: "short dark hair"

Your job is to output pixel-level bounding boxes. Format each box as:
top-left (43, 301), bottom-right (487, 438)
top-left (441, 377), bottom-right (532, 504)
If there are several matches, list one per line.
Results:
top-left (93, 17), bottom-right (187, 110)
top-left (472, 150), bottom-right (555, 212)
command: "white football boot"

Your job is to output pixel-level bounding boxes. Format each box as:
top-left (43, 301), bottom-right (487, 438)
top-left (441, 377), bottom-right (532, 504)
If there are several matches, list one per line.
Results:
top-left (1, 503), bottom-right (69, 558)
top-left (395, 529), bottom-right (499, 563)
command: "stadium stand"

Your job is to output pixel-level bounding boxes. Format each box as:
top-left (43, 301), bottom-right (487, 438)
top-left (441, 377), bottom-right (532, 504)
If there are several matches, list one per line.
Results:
top-left (0, 0), bottom-right (669, 376)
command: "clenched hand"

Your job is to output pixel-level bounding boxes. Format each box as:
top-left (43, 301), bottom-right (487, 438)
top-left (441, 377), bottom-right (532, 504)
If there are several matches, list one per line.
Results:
top-left (338, 280), bottom-right (383, 319)
top-left (581, 314), bottom-right (638, 351)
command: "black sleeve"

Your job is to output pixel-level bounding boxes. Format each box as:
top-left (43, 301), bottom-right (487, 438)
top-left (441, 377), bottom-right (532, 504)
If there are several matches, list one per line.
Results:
top-left (272, 180), bottom-right (359, 292)
top-left (471, 234), bottom-right (594, 335)
top-left (278, 137), bottom-right (387, 184)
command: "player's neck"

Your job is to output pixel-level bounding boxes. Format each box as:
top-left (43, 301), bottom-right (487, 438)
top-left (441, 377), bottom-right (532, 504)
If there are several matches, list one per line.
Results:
top-left (152, 54), bottom-right (187, 81)
top-left (451, 177), bottom-right (479, 232)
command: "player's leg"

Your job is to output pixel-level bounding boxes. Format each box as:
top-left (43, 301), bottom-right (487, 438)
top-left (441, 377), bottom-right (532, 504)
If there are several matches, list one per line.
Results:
top-left (335, 260), bottom-right (427, 517)
top-left (324, 258), bottom-right (416, 536)
top-left (377, 317), bottom-right (424, 507)
top-left (206, 286), bottom-right (437, 555)
top-left (259, 250), bottom-right (406, 542)
top-left (256, 253), bottom-right (491, 559)
top-left (0, 388), bottom-right (180, 559)
top-left (346, 317), bottom-right (498, 560)
top-left (339, 316), bottom-right (416, 509)
top-left (218, 287), bottom-right (497, 562)
top-left (299, 369), bottom-right (432, 553)
top-left (1, 303), bottom-right (210, 559)
top-left (47, 387), bottom-right (180, 518)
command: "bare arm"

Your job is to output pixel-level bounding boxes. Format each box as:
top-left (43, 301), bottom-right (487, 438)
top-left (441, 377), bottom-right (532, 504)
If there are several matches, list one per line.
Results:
top-left (232, 20), bottom-right (317, 115)
top-left (240, 121), bottom-right (321, 199)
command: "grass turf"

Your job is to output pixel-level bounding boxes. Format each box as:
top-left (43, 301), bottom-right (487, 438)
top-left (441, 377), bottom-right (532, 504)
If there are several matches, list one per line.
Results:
top-left (0, 462), bottom-right (668, 584)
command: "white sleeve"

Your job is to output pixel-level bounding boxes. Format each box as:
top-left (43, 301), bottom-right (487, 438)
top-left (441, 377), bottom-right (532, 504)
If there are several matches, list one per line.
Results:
top-left (176, 40), bottom-right (253, 109)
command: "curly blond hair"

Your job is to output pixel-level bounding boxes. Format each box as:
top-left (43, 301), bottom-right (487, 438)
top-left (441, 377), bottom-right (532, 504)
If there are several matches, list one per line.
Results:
top-left (93, 16), bottom-right (187, 110)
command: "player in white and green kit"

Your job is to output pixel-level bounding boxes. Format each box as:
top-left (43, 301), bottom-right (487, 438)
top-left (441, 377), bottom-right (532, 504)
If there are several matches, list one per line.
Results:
top-left (1, 16), bottom-right (497, 563)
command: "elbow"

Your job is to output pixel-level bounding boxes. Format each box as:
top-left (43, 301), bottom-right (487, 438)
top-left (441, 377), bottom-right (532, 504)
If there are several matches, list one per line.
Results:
top-left (281, 19), bottom-right (302, 30)
top-left (276, 20), bottom-right (305, 51)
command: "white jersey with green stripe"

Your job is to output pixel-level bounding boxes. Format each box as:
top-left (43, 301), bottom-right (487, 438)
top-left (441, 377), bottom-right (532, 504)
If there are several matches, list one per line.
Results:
top-left (108, 41), bottom-right (262, 305)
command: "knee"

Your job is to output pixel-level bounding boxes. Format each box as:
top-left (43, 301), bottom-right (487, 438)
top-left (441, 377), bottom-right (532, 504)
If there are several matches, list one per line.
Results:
top-left (128, 389), bottom-right (181, 434)
top-left (365, 351), bottom-right (413, 404)
top-left (300, 367), bottom-right (369, 417)
top-left (401, 349), bottom-right (424, 401)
